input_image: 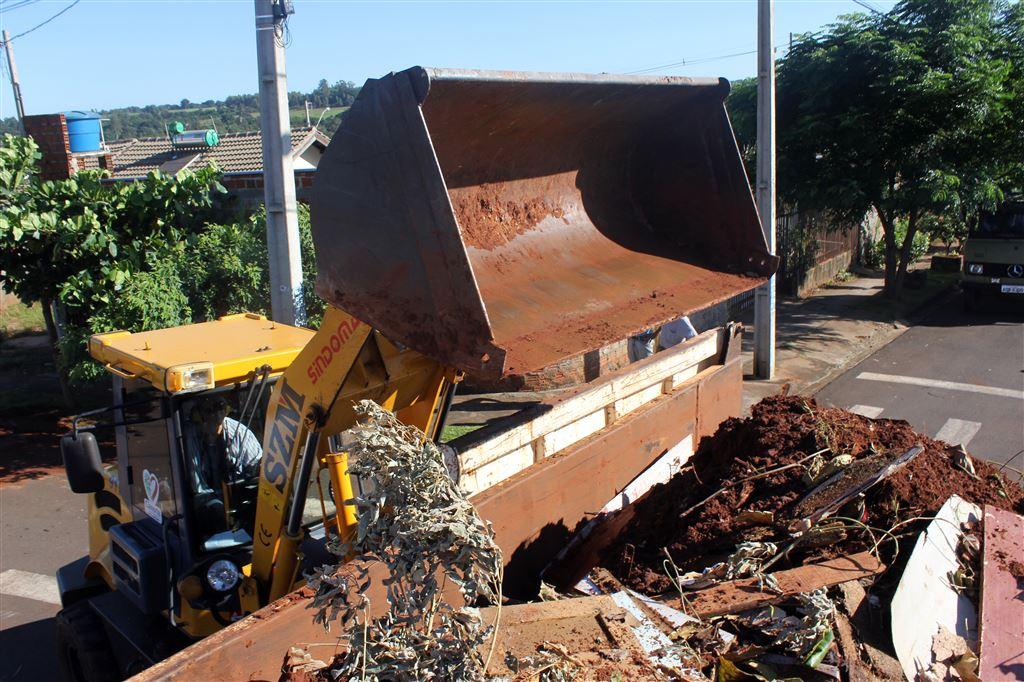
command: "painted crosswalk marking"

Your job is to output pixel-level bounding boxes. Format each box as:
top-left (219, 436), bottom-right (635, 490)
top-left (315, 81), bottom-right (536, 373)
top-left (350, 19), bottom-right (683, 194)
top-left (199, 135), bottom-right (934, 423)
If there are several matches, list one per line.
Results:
top-left (849, 404), bottom-right (884, 418)
top-left (856, 372), bottom-right (1024, 400)
top-left (0, 569), bottom-right (61, 606)
top-left (934, 419), bottom-right (983, 448)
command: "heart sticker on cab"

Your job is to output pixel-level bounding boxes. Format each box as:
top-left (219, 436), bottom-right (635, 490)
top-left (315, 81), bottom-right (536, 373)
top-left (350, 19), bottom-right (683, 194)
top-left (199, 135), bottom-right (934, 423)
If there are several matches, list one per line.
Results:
top-left (143, 469), bottom-right (159, 502)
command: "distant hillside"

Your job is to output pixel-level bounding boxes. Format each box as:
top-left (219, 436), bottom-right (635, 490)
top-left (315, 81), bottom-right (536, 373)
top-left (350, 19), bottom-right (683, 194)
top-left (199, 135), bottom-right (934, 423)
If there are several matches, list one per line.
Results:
top-left (0, 78), bottom-right (358, 140)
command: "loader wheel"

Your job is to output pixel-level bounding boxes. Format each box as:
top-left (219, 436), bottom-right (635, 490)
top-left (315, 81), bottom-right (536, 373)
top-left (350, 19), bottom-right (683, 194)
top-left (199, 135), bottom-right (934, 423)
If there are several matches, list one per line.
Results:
top-left (55, 604), bottom-right (119, 682)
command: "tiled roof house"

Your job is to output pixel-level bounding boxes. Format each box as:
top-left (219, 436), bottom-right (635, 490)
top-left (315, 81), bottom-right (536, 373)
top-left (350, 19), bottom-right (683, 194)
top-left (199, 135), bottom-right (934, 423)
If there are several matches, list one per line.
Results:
top-left (22, 113), bottom-right (330, 202)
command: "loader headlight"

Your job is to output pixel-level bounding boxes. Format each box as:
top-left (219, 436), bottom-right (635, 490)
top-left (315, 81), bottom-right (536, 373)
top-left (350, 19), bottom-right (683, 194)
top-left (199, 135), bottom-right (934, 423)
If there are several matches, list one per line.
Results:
top-left (206, 559), bottom-right (240, 592)
top-left (165, 362), bottom-right (215, 394)
top-left (966, 263), bottom-right (984, 275)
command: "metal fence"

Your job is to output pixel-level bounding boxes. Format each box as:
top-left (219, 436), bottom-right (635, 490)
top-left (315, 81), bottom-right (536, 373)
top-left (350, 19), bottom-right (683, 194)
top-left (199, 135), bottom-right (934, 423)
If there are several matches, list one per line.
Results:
top-left (722, 208), bottom-right (863, 314)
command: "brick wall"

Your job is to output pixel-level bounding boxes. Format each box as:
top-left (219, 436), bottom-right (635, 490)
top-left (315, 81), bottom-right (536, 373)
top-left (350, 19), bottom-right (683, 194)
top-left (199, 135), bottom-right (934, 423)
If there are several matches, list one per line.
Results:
top-left (464, 338), bottom-right (631, 392)
top-left (518, 339), bottom-right (632, 390)
top-left (23, 113), bottom-right (74, 181)
top-left (221, 169), bottom-right (317, 205)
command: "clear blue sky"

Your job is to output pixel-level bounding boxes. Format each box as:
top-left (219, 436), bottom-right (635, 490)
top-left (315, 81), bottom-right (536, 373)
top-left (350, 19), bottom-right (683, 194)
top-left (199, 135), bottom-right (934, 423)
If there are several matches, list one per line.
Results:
top-left (0, 0), bottom-right (895, 117)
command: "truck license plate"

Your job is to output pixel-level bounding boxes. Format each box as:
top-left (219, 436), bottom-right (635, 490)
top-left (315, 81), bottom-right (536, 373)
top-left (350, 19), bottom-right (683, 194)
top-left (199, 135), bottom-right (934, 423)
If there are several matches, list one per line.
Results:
top-left (1001, 284), bottom-right (1024, 294)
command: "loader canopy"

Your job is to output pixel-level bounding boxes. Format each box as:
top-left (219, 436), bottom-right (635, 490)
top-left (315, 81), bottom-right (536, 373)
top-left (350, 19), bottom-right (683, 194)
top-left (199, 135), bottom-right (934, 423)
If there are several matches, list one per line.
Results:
top-left (311, 67), bottom-right (776, 379)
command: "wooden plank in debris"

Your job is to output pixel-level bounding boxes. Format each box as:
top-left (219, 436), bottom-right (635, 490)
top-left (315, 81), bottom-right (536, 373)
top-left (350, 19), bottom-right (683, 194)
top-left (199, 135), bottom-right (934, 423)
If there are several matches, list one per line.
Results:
top-left (833, 611), bottom-right (878, 682)
top-left (667, 551), bottom-right (884, 618)
top-left (836, 582), bottom-right (905, 681)
top-left (979, 505), bottom-right (1024, 682)
top-left (486, 594), bottom-right (635, 628)
top-left (480, 596), bottom-right (658, 678)
top-left (795, 445), bottom-right (924, 524)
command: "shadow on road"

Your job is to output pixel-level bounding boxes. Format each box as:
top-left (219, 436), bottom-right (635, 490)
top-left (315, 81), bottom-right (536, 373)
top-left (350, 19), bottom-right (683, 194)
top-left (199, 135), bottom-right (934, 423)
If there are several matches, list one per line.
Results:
top-left (914, 291), bottom-right (1024, 328)
top-left (0, 617), bottom-right (59, 681)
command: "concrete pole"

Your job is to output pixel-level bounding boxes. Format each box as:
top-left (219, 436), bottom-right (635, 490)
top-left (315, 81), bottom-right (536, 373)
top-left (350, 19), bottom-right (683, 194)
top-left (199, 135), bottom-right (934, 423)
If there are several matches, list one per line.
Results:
top-left (2, 31), bottom-right (27, 127)
top-left (753, 0), bottom-right (777, 379)
top-left (255, 0), bottom-right (305, 326)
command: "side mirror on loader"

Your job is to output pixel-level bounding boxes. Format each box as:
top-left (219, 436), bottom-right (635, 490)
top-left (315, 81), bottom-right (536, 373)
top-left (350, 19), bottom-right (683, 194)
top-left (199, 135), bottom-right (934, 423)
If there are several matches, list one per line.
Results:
top-left (60, 432), bottom-right (104, 493)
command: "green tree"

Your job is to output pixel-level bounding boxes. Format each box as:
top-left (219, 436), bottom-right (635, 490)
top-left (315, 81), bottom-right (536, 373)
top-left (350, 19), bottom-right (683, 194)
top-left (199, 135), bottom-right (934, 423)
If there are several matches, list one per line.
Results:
top-left (0, 134), bottom-right (228, 400)
top-left (775, 0), bottom-right (1018, 297)
top-left (1, 133), bottom-right (330, 399)
top-left (726, 77), bottom-right (757, 180)
top-left (182, 205), bottom-right (325, 327)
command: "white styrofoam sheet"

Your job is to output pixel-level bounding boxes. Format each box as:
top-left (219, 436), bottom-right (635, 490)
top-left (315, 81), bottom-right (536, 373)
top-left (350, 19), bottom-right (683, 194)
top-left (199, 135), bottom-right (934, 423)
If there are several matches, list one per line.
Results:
top-left (890, 494), bottom-right (981, 681)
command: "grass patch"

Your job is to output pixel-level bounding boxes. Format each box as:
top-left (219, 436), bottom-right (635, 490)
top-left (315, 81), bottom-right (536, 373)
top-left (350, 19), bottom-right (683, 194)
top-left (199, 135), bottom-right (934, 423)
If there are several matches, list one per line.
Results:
top-left (440, 423), bottom-right (483, 443)
top-left (0, 299), bottom-right (45, 339)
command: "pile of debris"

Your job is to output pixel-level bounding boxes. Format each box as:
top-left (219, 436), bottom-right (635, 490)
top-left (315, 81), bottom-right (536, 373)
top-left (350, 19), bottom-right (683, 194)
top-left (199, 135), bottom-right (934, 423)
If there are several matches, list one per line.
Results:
top-left (540, 396), bottom-right (1023, 681)
top-left (593, 396), bottom-right (1022, 594)
top-left (288, 396), bottom-right (1023, 682)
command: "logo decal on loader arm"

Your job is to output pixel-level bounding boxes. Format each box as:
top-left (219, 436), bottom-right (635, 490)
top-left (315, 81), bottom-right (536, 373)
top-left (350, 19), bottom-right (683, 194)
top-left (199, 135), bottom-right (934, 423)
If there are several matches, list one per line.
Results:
top-left (262, 379), bottom-right (304, 494)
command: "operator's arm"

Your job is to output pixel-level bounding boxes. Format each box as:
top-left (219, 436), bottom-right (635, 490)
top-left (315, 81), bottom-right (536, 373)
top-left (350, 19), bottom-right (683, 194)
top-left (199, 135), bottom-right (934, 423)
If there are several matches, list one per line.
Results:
top-left (222, 417), bottom-right (261, 481)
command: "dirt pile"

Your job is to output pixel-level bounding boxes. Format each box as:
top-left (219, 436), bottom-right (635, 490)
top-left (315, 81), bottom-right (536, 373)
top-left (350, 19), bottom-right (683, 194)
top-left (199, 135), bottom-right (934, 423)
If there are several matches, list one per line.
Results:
top-left (449, 183), bottom-right (566, 251)
top-left (600, 395), bottom-right (1024, 593)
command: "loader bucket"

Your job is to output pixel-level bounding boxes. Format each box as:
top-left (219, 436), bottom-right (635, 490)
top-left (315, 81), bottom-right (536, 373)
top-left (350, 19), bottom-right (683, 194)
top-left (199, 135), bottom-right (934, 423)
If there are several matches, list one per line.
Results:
top-left (311, 67), bottom-right (777, 380)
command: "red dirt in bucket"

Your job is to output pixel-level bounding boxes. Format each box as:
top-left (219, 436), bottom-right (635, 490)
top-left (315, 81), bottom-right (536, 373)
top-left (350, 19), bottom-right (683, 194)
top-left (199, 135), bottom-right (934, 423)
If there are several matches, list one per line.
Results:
top-left (450, 182), bottom-right (566, 251)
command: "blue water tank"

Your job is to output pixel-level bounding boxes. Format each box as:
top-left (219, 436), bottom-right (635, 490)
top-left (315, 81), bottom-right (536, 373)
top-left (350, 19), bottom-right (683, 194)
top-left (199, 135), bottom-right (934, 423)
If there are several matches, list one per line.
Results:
top-left (64, 111), bottom-right (102, 153)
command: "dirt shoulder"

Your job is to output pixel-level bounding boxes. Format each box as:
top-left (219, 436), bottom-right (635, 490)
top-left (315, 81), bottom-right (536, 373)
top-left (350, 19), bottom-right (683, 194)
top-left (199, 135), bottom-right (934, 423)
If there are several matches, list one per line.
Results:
top-left (0, 334), bottom-right (109, 485)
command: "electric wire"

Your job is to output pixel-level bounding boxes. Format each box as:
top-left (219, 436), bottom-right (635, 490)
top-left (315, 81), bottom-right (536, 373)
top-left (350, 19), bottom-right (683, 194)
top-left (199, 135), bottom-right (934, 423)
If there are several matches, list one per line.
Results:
top-left (0, 0), bottom-right (81, 44)
top-left (0, 0), bottom-right (44, 13)
top-left (623, 0), bottom-right (890, 77)
top-left (625, 48), bottom-right (762, 75)
top-left (851, 0), bottom-right (886, 14)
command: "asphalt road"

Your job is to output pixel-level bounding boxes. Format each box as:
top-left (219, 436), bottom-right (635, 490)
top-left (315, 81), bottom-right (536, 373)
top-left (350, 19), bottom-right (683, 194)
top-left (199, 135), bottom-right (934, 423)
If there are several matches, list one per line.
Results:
top-left (816, 290), bottom-right (1024, 477)
top-left (0, 475), bottom-right (87, 681)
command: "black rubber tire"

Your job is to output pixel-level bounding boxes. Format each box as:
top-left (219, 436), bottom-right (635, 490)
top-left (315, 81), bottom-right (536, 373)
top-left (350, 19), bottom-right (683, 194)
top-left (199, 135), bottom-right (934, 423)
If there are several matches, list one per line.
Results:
top-left (55, 604), bottom-right (120, 682)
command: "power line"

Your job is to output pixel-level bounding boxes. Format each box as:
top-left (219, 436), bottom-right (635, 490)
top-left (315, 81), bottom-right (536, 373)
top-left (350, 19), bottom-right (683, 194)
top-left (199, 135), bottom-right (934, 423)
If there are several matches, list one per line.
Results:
top-left (0, 0), bottom-right (81, 44)
top-left (625, 59), bottom-right (689, 75)
top-left (851, 0), bottom-right (885, 14)
top-left (1, 0), bottom-right (43, 12)
top-left (626, 49), bottom-right (756, 75)
top-left (0, 0), bottom-right (44, 12)
top-left (625, 47), bottom-right (765, 75)
top-left (686, 48), bottom-right (760, 65)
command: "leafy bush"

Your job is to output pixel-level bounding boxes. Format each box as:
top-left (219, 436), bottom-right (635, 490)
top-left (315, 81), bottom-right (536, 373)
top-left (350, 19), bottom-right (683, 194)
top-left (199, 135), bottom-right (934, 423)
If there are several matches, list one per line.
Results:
top-left (60, 257), bottom-right (193, 384)
top-left (183, 220), bottom-right (269, 321)
top-left (868, 218), bottom-right (931, 269)
top-left (183, 205), bottom-right (325, 327)
top-left (919, 211), bottom-right (968, 254)
top-left (1, 135), bottom-right (224, 390)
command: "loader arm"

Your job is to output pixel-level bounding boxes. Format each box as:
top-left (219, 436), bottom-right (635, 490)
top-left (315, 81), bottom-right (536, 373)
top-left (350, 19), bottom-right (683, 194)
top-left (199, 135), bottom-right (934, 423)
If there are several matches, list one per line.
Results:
top-left (251, 305), bottom-right (458, 601)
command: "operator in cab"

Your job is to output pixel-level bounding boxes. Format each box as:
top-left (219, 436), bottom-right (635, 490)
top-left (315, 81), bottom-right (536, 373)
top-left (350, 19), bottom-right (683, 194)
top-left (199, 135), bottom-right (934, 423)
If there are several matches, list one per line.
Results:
top-left (183, 397), bottom-right (263, 538)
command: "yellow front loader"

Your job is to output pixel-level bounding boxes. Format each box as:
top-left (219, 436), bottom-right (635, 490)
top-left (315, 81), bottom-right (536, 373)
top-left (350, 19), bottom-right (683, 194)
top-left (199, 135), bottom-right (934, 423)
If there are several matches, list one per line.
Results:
top-left (53, 67), bottom-right (775, 681)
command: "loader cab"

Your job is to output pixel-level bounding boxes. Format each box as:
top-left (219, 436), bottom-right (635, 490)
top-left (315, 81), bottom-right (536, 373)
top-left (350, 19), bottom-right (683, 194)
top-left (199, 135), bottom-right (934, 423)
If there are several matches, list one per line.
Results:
top-left (55, 314), bottom-right (316, 677)
top-left (117, 378), bottom-right (268, 555)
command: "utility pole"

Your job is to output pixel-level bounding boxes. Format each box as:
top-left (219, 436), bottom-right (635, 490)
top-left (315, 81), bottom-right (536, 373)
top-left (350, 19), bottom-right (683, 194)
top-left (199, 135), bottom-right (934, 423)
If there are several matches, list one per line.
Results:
top-left (255, 0), bottom-right (305, 326)
top-left (304, 99), bottom-right (311, 127)
top-left (754, 0), bottom-right (776, 379)
top-left (2, 31), bottom-right (27, 127)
